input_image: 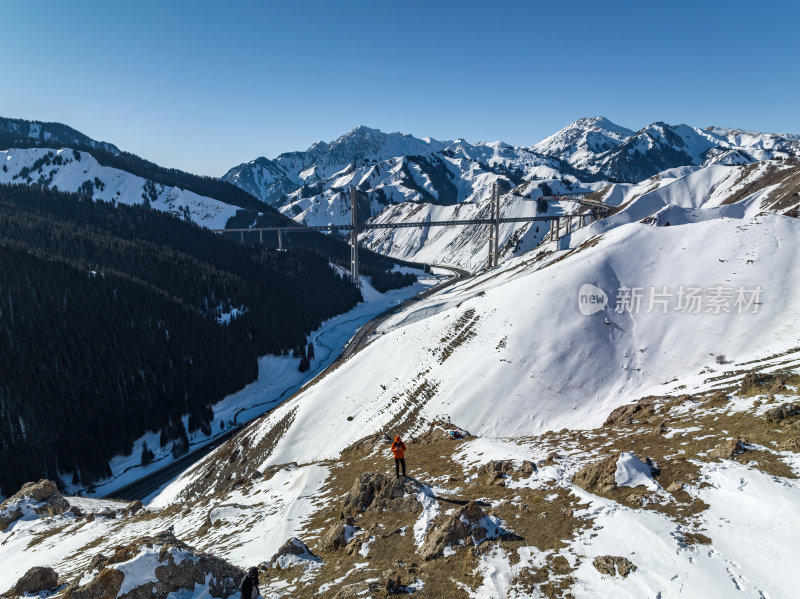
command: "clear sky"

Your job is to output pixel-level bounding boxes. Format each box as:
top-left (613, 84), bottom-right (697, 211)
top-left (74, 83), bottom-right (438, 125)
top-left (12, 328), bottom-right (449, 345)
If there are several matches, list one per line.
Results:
top-left (2, 0), bottom-right (798, 176)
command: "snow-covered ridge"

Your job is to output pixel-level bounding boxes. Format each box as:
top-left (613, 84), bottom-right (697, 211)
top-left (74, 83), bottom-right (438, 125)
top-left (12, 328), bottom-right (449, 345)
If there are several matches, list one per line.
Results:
top-left (0, 116), bottom-right (120, 154)
top-left (223, 119), bottom-right (800, 265)
top-left (0, 148), bottom-right (239, 228)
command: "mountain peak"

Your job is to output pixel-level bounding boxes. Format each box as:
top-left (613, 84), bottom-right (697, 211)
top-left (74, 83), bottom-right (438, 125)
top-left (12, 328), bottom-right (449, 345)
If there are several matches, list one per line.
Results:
top-left (532, 116), bottom-right (634, 167)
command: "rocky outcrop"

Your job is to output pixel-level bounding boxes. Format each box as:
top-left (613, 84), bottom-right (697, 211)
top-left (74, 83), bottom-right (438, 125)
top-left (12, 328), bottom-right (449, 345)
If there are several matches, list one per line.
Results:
top-left (739, 372), bottom-right (789, 396)
top-left (0, 479), bottom-right (70, 530)
top-left (341, 472), bottom-right (421, 518)
top-left (709, 439), bottom-right (747, 460)
top-left (62, 530), bottom-right (242, 599)
top-left (5, 566), bottom-right (60, 596)
top-left (764, 403), bottom-right (800, 423)
top-left (572, 454), bottom-right (619, 493)
top-left (269, 538), bottom-right (321, 569)
top-left (65, 568), bottom-right (124, 599)
top-left (603, 397), bottom-right (657, 427)
top-left (420, 502), bottom-right (520, 560)
top-left (320, 518), bottom-right (360, 552)
top-left (592, 555), bottom-right (637, 578)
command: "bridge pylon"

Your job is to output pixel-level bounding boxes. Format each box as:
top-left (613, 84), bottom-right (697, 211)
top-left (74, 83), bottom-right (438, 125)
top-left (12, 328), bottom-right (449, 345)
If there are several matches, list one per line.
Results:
top-left (350, 187), bottom-right (359, 282)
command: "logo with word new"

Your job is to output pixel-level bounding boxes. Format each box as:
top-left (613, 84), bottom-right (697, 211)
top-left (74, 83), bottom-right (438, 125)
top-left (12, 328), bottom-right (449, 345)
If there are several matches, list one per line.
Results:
top-left (578, 284), bottom-right (608, 316)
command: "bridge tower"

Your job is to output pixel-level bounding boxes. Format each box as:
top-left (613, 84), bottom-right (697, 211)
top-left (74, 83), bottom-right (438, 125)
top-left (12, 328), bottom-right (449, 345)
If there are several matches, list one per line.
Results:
top-left (487, 183), bottom-right (501, 268)
top-left (493, 183), bottom-right (500, 265)
top-left (350, 187), bottom-right (360, 281)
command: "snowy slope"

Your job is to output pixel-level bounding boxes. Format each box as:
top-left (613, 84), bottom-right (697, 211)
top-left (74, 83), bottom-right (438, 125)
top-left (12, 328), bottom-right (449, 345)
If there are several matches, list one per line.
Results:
top-left (359, 160), bottom-right (800, 270)
top-left (158, 204), bottom-right (800, 484)
top-left (0, 148), bottom-right (240, 228)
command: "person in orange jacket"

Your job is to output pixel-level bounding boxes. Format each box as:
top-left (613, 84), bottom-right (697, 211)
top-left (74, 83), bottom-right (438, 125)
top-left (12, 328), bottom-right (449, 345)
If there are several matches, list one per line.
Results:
top-left (391, 435), bottom-right (407, 478)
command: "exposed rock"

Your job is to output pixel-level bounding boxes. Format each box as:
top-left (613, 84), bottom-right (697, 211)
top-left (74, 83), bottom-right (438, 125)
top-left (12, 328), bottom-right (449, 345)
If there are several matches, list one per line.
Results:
top-left (0, 506), bottom-right (22, 532)
top-left (63, 530), bottom-right (243, 599)
top-left (667, 482), bottom-right (683, 493)
top-left (765, 403), bottom-right (800, 423)
top-left (420, 502), bottom-right (520, 560)
top-left (603, 397), bottom-right (657, 427)
top-left (333, 580), bottom-right (381, 598)
top-left (626, 494), bottom-right (648, 507)
top-left (89, 553), bottom-right (108, 571)
top-left (477, 460), bottom-right (514, 477)
top-left (269, 537), bottom-right (321, 569)
top-left (740, 372), bottom-right (787, 396)
top-left (703, 390), bottom-right (729, 407)
top-left (709, 439), bottom-right (747, 460)
top-left (519, 460), bottom-right (537, 475)
top-left (592, 555), bottom-right (637, 578)
top-left (651, 420), bottom-right (667, 435)
top-left (68, 506), bottom-right (84, 518)
top-left (124, 500), bottom-right (144, 515)
top-left (384, 572), bottom-right (414, 594)
top-left (341, 472), bottom-right (421, 518)
top-left (0, 479), bottom-right (70, 530)
top-left (64, 568), bottom-right (124, 599)
top-left (6, 566), bottom-right (59, 596)
top-left (572, 454), bottom-right (619, 493)
top-left (320, 518), bottom-right (359, 552)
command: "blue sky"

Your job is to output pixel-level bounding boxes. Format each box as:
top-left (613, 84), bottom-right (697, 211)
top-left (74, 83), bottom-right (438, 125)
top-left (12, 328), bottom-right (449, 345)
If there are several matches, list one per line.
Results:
top-left (2, 0), bottom-right (798, 176)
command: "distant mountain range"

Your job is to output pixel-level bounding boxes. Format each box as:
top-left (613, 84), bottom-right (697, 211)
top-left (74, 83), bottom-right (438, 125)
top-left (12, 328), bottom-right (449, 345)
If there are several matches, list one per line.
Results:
top-left (222, 118), bottom-right (800, 229)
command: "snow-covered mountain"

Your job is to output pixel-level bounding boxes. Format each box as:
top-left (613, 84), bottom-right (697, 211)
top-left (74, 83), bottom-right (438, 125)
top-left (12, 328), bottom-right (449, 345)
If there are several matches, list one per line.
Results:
top-left (0, 116), bottom-right (120, 154)
top-left (223, 119), bottom-right (800, 266)
top-left (531, 115), bottom-right (634, 170)
top-left (222, 126), bottom-right (451, 205)
top-left (0, 147), bottom-right (240, 228)
top-left (5, 148), bottom-right (799, 597)
top-left (361, 159), bottom-right (800, 269)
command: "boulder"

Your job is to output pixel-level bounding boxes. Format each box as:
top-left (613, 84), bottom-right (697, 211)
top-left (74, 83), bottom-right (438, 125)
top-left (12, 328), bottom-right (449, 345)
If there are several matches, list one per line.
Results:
top-left (592, 555), bottom-right (637, 578)
top-left (62, 530), bottom-right (243, 599)
top-left (269, 537), bottom-right (321, 569)
top-left (124, 500), bottom-right (144, 515)
top-left (420, 502), bottom-right (520, 560)
top-left (88, 553), bottom-right (108, 571)
top-left (603, 397), bottom-right (657, 427)
top-left (6, 566), bottom-right (59, 596)
top-left (709, 439), bottom-right (747, 460)
top-left (0, 479), bottom-right (70, 530)
top-left (64, 568), bottom-right (124, 599)
top-left (765, 403), bottom-right (800, 424)
top-left (320, 518), bottom-right (359, 552)
top-left (519, 460), bottom-right (537, 475)
top-left (572, 455), bottom-right (619, 494)
top-left (341, 472), bottom-right (421, 518)
top-left (477, 460), bottom-right (514, 477)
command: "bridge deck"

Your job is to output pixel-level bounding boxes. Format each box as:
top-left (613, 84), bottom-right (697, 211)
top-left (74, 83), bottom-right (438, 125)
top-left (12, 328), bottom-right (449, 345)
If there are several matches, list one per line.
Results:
top-left (214, 212), bottom-right (603, 234)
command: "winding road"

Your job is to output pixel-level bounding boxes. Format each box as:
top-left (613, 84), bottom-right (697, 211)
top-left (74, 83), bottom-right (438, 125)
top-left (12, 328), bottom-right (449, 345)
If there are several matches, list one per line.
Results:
top-left (107, 264), bottom-right (468, 501)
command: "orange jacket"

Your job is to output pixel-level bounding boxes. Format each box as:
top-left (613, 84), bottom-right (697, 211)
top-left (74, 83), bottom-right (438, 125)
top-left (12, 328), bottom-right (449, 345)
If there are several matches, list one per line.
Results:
top-left (391, 436), bottom-right (406, 459)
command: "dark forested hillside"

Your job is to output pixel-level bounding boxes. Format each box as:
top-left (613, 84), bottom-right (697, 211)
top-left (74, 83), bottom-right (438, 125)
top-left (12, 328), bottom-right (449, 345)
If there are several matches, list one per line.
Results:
top-left (0, 184), bottom-right (366, 496)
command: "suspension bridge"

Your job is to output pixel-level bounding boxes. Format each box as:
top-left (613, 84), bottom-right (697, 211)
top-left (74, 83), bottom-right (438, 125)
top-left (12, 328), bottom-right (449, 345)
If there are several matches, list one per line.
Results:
top-left (214, 186), bottom-right (610, 279)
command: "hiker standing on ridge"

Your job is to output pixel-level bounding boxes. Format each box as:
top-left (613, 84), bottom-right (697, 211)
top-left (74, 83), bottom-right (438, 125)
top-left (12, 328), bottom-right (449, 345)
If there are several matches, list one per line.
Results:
top-left (391, 435), bottom-right (407, 478)
top-left (240, 566), bottom-right (260, 599)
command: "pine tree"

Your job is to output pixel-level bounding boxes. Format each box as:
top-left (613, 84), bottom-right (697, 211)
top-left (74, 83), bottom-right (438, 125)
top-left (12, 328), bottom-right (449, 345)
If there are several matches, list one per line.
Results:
top-left (140, 442), bottom-right (155, 466)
